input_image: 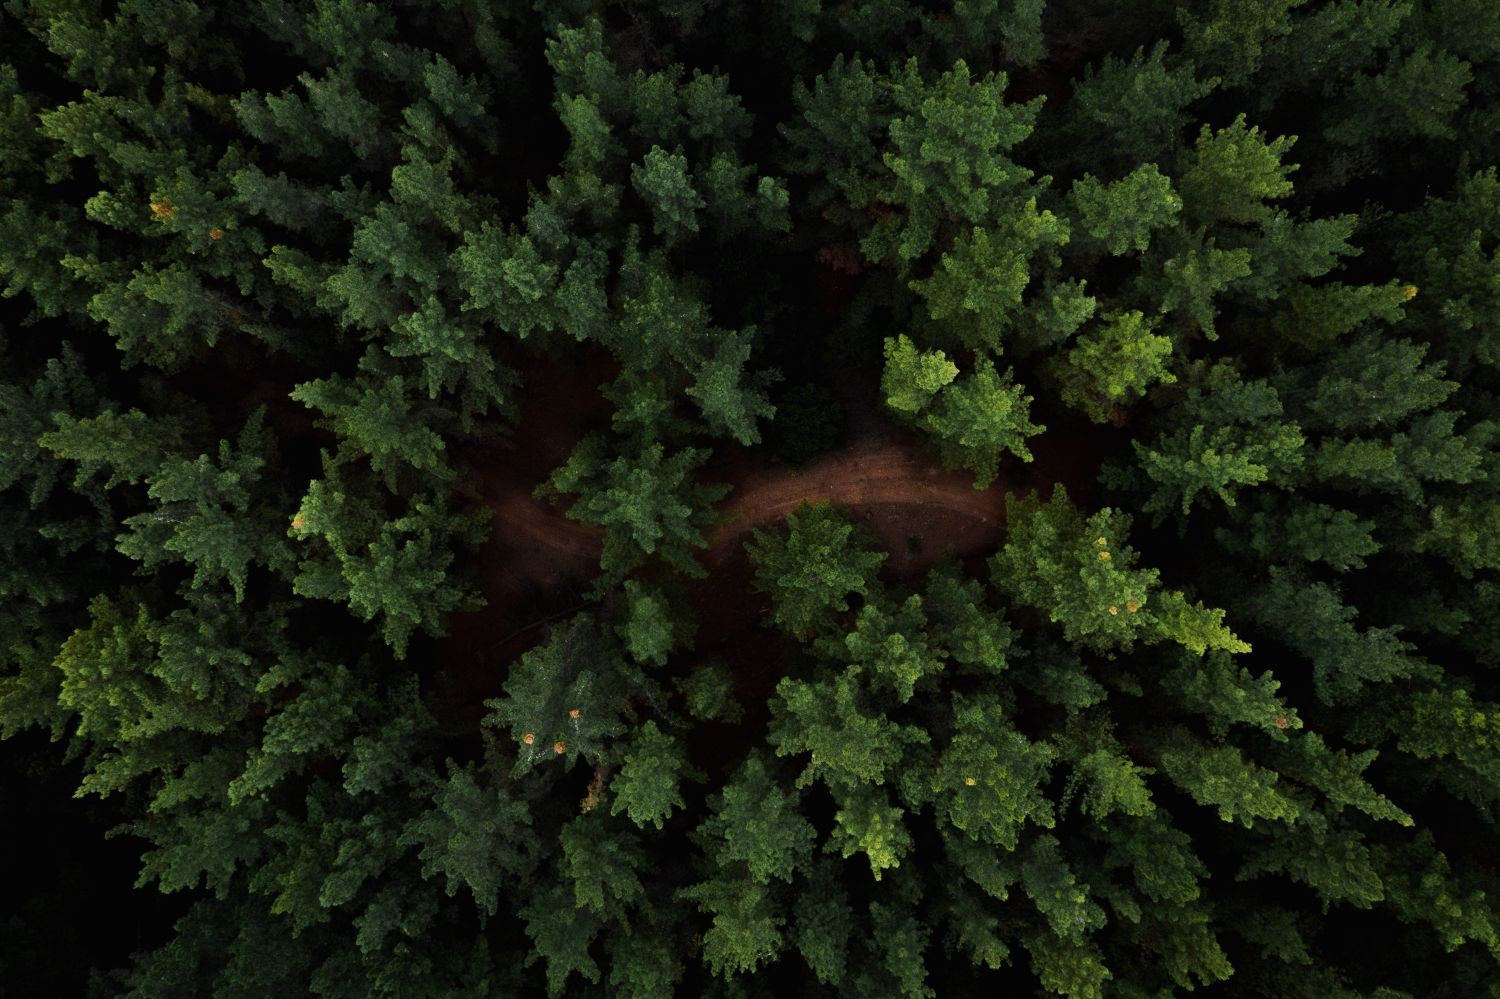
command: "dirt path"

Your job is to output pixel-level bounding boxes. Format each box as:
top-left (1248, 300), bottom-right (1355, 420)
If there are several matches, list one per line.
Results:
top-left (435, 425), bottom-right (1110, 730)
top-left (472, 435), bottom-right (1012, 574)
top-left (477, 419), bottom-right (1111, 574)
top-left (705, 441), bottom-right (1004, 555)
top-left (436, 436), bottom-right (1014, 721)
top-left (450, 341), bottom-right (1111, 594)
top-left (434, 349), bottom-right (1119, 719)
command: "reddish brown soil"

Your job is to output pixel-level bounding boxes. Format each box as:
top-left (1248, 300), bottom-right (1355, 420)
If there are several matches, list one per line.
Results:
top-left (716, 445), bottom-right (1002, 560)
top-left (432, 341), bottom-right (1122, 730)
top-left (680, 420), bottom-right (1116, 724)
top-left (435, 347), bottom-right (617, 721)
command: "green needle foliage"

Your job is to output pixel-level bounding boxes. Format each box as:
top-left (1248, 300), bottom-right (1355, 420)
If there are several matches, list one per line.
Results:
top-left (745, 501), bottom-right (887, 637)
top-left (2, 1), bottom-right (1499, 996)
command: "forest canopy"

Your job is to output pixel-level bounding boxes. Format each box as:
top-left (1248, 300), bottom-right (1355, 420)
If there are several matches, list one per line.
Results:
top-left (2, 0), bottom-right (1500, 996)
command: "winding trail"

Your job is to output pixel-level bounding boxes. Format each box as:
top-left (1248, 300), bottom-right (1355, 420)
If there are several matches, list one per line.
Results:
top-left (704, 443), bottom-right (1005, 557)
top-left (437, 438), bottom-right (1010, 721)
top-left (434, 348), bottom-right (1120, 719)
top-left (483, 439), bottom-right (1008, 565)
top-left (475, 415), bottom-right (1110, 578)
top-left (442, 424), bottom-right (1110, 675)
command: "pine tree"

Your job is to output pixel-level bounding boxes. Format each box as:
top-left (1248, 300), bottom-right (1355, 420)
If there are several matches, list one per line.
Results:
top-left (1107, 362), bottom-right (1305, 523)
top-left (1178, 0), bottom-right (1309, 88)
top-left (991, 486), bottom-right (1251, 656)
top-left (1052, 310), bottom-right (1177, 424)
top-left (290, 455), bottom-right (488, 658)
top-left (609, 720), bottom-right (689, 829)
top-left (1070, 164), bottom-right (1183, 257)
top-left (1054, 42), bottom-right (1217, 171)
top-left (917, 358), bottom-right (1044, 487)
top-left (1178, 114), bottom-right (1299, 227)
top-left (935, 693), bottom-right (1057, 849)
top-left (865, 59), bottom-right (1043, 268)
top-left (398, 761), bottom-right (534, 918)
top-left (482, 614), bottom-right (653, 776)
top-left (745, 501), bottom-right (887, 636)
top-left (880, 334), bottom-right (958, 415)
top-left (542, 437), bottom-right (728, 582)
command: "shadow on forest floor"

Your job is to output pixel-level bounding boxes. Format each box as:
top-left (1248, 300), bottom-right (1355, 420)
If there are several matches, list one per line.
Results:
top-left (434, 350), bottom-right (1123, 726)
